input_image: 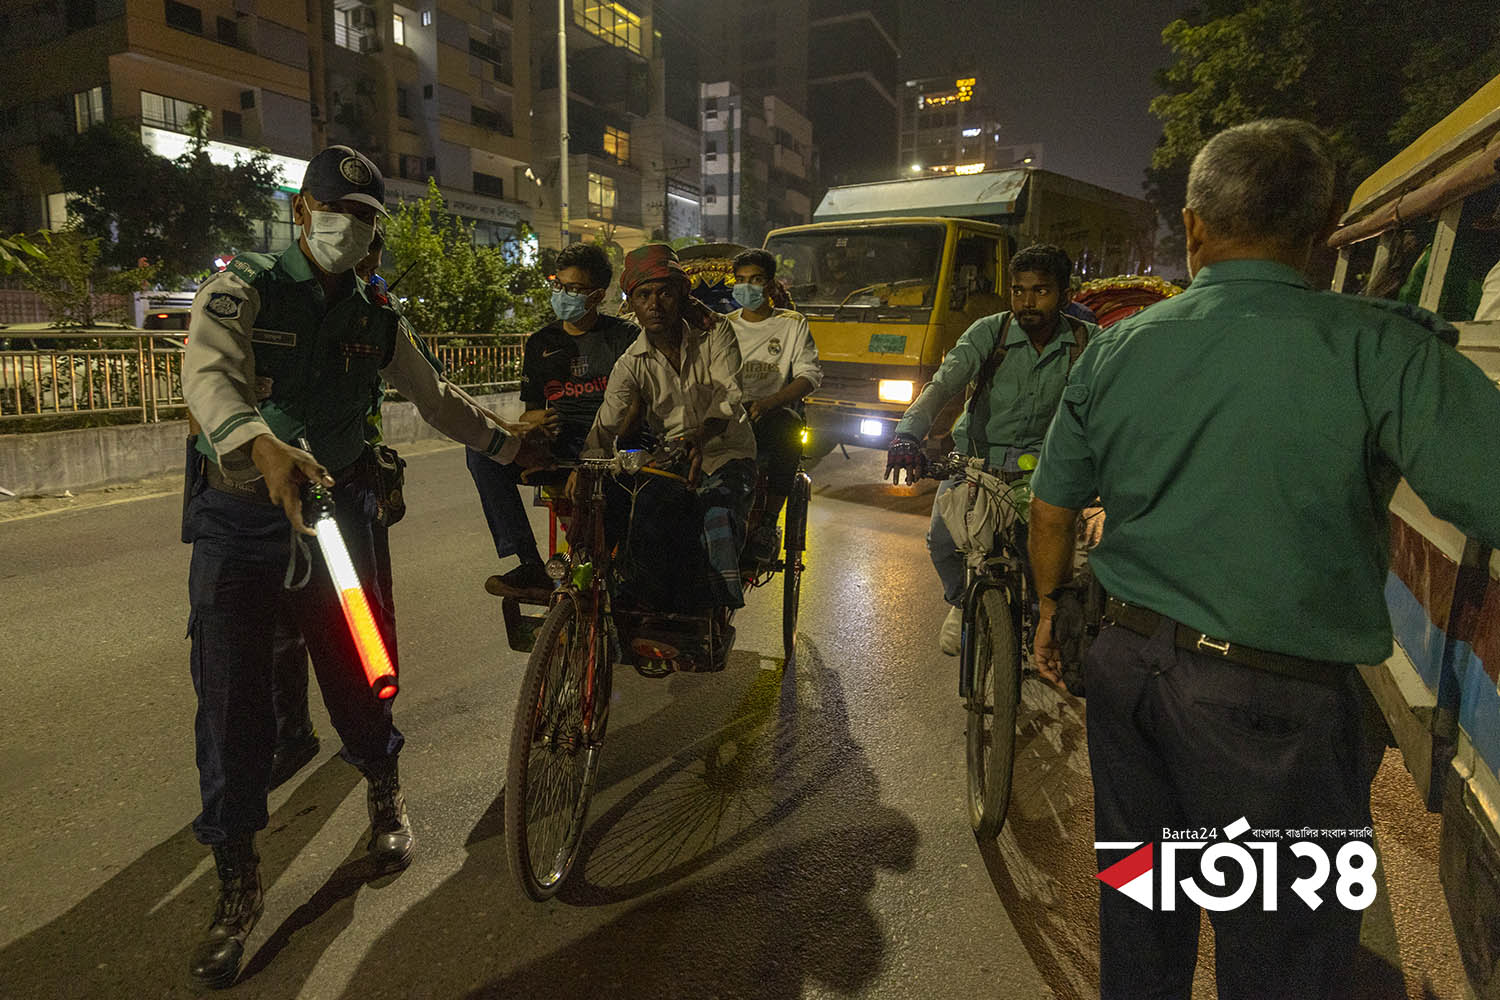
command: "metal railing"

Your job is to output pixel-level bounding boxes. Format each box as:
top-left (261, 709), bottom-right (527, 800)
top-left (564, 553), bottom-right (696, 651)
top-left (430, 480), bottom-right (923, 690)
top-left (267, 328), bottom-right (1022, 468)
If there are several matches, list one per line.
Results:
top-left (0, 330), bottom-right (185, 423)
top-left (0, 331), bottom-right (525, 426)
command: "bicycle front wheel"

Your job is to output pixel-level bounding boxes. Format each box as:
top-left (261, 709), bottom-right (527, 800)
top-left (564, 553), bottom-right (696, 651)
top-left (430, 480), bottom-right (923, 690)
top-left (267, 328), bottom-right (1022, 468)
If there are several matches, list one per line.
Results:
top-left (506, 595), bottom-right (608, 900)
top-left (966, 584), bottom-right (1020, 839)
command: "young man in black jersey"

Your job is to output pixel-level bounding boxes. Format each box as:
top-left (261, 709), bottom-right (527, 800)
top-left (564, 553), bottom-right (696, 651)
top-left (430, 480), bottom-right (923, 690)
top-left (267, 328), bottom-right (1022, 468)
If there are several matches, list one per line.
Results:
top-left (469, 242), bottom-right (639, 590)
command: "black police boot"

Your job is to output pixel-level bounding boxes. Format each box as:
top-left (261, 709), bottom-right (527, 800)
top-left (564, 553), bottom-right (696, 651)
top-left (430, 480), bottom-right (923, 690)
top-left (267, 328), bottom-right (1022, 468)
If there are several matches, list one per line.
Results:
top-left (364, 757), bottom-right (414, 872)
top-left (188, 836), bottom-right (263, 990)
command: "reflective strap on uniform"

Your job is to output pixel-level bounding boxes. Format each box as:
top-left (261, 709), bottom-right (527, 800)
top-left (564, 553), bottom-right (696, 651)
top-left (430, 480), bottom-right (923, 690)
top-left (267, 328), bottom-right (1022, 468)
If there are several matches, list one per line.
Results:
top-left (208, 410), bottom-right (260, 445)
top-left (484, 428), bottom-right (506, 456)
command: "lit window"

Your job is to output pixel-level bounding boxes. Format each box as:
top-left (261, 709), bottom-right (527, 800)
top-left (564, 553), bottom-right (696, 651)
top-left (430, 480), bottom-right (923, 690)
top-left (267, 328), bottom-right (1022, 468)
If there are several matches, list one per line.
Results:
top-left (140, 91), bottom-right (201, 133)
top-left (421, 8), bottom-right (432, 25)
top-left (572, 0), bottom-right (641, 55)
top-left (392, 12), bottom-right (405, 44)
top-left (602, 125), bottom-right (630, 165)
top-left (587, 172), bottom-right (616, 221)
top-left (73, 86), bottom-right (105, 133)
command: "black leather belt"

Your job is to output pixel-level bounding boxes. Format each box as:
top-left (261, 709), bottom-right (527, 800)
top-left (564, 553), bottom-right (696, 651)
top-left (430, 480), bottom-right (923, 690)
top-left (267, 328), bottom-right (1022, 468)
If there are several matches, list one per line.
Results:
top-left (1104, 597), bottom-right (1351, 687)
top-left (203, 451), bottom-right (370, 506)
top-left (203, 460), bottom-right (276, 504)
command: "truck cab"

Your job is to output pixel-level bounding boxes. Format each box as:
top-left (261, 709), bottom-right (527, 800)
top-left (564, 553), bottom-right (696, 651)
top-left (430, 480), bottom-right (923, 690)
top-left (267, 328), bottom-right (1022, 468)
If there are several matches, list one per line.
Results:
top-left (762, 217), bottom-right (1009, 446)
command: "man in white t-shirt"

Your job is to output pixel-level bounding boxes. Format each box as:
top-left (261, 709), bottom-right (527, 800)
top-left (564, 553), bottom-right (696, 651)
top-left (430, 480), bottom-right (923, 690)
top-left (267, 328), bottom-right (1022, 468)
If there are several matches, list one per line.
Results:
top-left (727, 249), bottom-right (823, 551)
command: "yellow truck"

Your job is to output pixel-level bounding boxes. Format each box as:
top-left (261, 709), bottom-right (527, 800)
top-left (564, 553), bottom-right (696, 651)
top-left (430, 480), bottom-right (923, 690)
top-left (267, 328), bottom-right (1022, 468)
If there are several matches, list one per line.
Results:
top-left (763, 168), bottom-right (1154, 446)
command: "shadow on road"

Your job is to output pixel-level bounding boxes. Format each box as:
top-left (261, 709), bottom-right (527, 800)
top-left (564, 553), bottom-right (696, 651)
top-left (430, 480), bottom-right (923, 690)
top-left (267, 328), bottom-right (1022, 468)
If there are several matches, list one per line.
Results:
top-left (0, 756), bottom-right (361, 999)
top-left (335, 637), bottom-right (920, 999)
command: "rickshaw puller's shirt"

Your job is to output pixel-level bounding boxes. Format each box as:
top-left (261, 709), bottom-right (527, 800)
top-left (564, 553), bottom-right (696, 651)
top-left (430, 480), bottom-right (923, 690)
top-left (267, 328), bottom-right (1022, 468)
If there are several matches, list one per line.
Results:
top-left (586, 316), bottom-right (757, 474)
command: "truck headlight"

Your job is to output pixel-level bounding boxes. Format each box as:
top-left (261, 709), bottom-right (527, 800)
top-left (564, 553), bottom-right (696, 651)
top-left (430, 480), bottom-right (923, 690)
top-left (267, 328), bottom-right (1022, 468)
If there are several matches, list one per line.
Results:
top-left (859, 419), bottom-right (885, 437)
top-left (878, 379), bottom-right (915, 404)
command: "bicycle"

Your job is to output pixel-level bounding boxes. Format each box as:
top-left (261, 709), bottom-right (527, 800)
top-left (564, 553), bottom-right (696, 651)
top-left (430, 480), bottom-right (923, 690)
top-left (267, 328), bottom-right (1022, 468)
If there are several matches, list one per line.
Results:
top-left (500, 444), bottom-right (811, 900)
top-left (924, 453), bottom-right (1103, 839)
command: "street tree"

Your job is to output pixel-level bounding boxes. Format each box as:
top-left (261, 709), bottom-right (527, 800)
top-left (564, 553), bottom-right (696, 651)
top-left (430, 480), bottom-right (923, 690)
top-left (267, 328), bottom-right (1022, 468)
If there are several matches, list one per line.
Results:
top-left (41, 109), bottom-right (280, 286)
top-left (1146, 0), bottom-right (1500, 256)
top-left (381, 179), bottom-right (550, 339)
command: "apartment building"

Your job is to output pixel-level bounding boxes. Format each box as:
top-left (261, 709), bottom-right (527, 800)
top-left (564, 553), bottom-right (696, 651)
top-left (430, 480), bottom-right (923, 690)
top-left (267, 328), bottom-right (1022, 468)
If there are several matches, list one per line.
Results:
top-left (807, 0), bottom-right (898, 192)
top-left (526, 0), bottom-right (702, 253)
top-left (1, 0), bottom-right (537, 251)
top-left (699, 81), bottom-right (812, 247)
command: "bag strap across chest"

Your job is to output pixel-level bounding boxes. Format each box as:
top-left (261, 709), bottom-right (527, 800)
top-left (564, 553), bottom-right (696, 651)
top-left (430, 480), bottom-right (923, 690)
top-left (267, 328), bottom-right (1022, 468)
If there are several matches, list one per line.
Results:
top-left (965, 314), bottom-right (1090, 436)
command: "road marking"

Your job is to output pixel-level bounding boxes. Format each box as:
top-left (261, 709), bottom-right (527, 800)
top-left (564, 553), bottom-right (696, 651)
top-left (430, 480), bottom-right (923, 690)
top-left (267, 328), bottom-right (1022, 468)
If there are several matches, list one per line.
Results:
top-left (0, 490), bottom-right (182, 523)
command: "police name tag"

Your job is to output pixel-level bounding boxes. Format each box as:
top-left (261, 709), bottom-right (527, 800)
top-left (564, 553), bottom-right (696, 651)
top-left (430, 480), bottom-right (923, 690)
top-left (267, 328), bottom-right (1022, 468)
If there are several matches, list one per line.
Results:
top-left (206, 293), bottom-right (244, 320)
top-left (250, 328), bottom-right (297, 347)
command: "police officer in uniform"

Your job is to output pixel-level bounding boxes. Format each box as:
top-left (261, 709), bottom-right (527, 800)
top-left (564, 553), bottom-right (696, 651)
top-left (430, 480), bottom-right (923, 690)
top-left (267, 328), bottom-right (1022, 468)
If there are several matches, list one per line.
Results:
top-left (1027, 120), bottom-right (1500, 998)
top-left (180, 145), bottom-right (541, 989)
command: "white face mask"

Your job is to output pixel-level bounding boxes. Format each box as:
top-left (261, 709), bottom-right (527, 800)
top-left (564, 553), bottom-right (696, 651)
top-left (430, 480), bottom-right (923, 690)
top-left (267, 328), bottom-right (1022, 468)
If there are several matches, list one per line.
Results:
top-left (302, 208), bottom-right (375, 274)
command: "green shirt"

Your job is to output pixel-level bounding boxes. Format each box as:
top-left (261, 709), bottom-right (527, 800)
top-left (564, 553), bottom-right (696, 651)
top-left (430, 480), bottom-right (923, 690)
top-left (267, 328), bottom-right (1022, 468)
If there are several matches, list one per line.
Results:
top-left (895, 311), bottom-right (1093, 468)
top-left (1033, 259), bottom-right (1500, 665)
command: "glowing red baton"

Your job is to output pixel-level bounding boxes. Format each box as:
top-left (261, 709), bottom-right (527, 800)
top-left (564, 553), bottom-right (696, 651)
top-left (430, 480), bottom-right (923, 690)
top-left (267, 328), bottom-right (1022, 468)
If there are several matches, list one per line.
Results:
top-left (301, 471), bottom-right (398, 701)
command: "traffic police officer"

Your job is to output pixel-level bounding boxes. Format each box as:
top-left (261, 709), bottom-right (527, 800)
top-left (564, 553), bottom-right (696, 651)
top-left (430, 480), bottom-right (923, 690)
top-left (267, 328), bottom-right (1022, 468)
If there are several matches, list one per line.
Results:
top-left (180, 144), bottom-right (539, 989)
top-left (1028, 119), bottom-right (1500, 998)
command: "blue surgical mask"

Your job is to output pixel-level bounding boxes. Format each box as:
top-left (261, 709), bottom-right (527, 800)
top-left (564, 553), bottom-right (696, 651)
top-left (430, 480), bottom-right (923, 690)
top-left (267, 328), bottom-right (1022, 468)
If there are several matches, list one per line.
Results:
top-left (551, 289), bottom-right (592, 323)
top-left (732, 282), bottom-right (767, 311)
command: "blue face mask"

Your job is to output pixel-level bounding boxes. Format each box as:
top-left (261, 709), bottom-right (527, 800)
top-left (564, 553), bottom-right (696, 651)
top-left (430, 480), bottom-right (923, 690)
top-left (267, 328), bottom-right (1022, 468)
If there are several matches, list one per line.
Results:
top-left (732, 282), bottom-right (767, 311)
top-left (551, 289), bottom-right (593, 323)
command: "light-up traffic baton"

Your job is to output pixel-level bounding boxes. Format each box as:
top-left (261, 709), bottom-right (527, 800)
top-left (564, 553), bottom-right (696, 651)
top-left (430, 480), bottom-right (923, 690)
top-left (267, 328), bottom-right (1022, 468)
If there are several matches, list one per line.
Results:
top-left (299, 441), bottom-right (398, 700)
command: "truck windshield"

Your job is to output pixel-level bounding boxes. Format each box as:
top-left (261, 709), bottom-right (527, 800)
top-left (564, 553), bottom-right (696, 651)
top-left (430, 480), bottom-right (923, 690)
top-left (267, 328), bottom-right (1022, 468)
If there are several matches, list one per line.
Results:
top-left (765, 225), bottom-right (947, 318)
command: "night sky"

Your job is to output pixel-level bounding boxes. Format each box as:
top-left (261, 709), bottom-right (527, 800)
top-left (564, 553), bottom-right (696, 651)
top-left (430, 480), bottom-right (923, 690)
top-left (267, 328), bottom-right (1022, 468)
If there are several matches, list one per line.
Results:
top-left (899, 0), bottom-right (1188, 200)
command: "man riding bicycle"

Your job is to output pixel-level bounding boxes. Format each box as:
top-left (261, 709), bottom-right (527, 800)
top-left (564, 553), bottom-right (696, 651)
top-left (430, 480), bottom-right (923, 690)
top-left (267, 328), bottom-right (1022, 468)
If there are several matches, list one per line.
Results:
top-left (884, 244), bottom-right (1099, 655)
top-left (579, 244), bottom-right (758, 648)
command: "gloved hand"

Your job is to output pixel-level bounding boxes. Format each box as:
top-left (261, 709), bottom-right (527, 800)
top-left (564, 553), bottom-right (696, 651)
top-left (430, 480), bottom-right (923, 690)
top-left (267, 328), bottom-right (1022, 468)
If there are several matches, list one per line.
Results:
top-left (884, 433), bottom-right (926, 486)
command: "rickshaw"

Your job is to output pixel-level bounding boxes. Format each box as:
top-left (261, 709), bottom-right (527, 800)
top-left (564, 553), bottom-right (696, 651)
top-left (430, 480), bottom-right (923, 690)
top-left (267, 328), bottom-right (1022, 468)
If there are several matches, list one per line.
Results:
top-left (490, 243), bottom-right (813, 900)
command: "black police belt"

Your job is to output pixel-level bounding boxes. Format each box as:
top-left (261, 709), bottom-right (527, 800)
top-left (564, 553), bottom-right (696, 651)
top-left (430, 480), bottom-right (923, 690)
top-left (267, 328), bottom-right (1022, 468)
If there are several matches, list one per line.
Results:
top-left (204, 450), bottom-right (372, 506)
top-left (1104, 597), bottom-right (1351, 687)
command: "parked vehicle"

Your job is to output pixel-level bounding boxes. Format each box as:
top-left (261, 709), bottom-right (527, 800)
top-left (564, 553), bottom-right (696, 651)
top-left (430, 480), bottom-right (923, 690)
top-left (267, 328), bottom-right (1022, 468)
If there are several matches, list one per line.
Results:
top-left (1328, 72), bottom-right (1500, 1000)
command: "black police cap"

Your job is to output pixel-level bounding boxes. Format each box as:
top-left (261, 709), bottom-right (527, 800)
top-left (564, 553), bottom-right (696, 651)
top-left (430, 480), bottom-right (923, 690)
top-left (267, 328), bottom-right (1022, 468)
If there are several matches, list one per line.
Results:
top-left (300, 145), bottom-right (388, 215)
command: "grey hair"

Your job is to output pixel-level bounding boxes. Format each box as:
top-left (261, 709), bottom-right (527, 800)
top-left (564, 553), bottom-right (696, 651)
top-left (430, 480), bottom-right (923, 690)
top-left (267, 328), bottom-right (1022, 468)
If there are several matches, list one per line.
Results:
top-left (1186, 119), bottom-right (1337, 248)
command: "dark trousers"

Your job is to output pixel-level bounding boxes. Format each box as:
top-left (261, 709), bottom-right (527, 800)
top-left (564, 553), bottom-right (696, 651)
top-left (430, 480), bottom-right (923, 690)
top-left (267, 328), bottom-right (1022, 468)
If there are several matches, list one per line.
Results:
top-left (185, 487), bottom-right (403, 845)
top-left (1087, 618), bottom-right (1374, 999)
top-left (465, 446), bottom-right (541, 565)
top-left (610, 458), bottom-right (756, 612)
top-left (752, 407), bottom-right (804, 515)
top-left (269, 520), bottom-right (394, 745)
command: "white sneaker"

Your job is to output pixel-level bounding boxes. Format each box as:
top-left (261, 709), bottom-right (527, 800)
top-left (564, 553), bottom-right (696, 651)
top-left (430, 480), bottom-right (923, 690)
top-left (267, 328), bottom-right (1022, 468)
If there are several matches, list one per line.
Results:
top-left (939, 605), bottom-right (962, 656)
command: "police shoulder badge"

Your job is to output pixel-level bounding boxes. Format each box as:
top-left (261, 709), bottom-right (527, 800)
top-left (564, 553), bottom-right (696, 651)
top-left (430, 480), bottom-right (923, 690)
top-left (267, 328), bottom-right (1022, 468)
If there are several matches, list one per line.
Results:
top-left (206, 292), bottom-right (244, 320)
top-left (767, 337), bottom-right (782, 356)
top-left (340, 156), bottom-right (372, 185)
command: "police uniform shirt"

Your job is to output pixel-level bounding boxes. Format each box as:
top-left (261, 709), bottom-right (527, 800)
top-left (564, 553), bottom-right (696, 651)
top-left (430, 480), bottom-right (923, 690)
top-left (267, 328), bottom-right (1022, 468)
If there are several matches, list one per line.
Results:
top-left (184, 243), bottom-right (518, 476)
top-left (726, 307), bottom-right (823, 406)
top-left (1031, 258), bottom-right (1500, 665)
top-left (518, 315), bottom-right (638, 458)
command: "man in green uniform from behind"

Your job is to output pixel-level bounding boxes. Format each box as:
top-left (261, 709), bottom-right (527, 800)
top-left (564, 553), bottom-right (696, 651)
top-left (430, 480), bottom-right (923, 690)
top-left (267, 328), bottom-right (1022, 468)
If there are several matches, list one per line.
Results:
top-left (1028, 119), bottom-right (1500, 999)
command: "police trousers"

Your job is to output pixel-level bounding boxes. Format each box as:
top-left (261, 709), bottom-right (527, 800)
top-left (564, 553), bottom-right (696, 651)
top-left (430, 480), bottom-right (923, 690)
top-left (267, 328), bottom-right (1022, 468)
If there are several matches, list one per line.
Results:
top-left (184, 484), bottom-right (403, 845)
top-left (1087, 617), bottom-right (1375, 1000)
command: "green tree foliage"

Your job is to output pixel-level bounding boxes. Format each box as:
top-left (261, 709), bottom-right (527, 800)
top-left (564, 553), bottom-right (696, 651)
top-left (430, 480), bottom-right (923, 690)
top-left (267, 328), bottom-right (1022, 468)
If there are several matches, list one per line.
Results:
top-left (18, 228), bottom-right (156, 327)
top-left (41, 109), bottom-right (280, 286)
top-left (1146, 1), bottom-right (1500, 250)
top-left (381, 180), bottom-right (550, 338)
top-left (0, 232), bottom-right (44, 275)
